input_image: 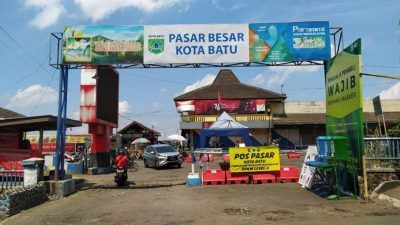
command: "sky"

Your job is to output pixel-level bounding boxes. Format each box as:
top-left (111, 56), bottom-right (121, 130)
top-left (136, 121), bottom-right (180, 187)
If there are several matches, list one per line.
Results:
top-left (0, 0), bottom-right (399, 138)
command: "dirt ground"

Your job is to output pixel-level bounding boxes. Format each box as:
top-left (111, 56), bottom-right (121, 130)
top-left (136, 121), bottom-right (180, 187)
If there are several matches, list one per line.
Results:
top-left (1, 156), bottom-right (399, 225)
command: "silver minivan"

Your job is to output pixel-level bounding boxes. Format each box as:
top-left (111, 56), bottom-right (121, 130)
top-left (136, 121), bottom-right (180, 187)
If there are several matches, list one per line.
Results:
top-left (143, 144), bottom-right (182, 169)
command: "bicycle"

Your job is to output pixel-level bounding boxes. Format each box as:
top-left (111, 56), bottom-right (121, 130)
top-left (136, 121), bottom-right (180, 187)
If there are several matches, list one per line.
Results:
top-left (127, 151), bottom-right (140, 172)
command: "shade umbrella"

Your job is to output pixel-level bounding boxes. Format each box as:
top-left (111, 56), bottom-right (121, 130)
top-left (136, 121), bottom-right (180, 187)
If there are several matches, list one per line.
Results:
top-left (167, 134), bottom-right (187, 142)
top-left (132, 138), bottom-right (150, 144)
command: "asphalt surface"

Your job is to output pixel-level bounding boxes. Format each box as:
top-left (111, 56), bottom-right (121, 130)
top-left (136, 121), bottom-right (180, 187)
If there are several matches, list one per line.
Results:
top-left (1, 156), bottom-right (399, 225)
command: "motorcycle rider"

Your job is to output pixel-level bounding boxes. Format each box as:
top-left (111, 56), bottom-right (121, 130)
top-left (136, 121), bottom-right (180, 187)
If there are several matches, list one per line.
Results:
top-left (114, 149), bottom-right (129, 177)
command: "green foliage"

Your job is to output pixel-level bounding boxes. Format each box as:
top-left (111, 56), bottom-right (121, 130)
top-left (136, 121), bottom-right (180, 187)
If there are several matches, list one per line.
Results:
top-left (387, 119), bottom-right (400, 137)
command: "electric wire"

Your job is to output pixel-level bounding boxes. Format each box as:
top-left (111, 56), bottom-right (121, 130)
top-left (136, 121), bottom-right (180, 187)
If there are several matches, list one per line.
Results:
top-left (0, 57), bottom-right (48, 93)
top-left (363, 64), bottom-right (400, 69)
top-left (29, 69), bottom-right (57, 116)
top-left (0, 26), bottom-right (54, 77)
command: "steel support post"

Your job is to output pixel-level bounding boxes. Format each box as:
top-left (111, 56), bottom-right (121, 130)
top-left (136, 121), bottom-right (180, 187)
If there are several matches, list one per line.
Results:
top-left (55, 65), bottom-right (68, 180)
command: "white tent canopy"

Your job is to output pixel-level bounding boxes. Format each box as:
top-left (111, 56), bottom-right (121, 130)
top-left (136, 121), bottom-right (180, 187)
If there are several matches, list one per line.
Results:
top-left (167, 134), bottom-right (187, 141)
top-left (209, 111), bottom-right (248, 129)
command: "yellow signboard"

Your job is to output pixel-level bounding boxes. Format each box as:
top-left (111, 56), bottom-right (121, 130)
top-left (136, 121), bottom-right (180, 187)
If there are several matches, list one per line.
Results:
top-left (229, 146), bottom-right (280, 172)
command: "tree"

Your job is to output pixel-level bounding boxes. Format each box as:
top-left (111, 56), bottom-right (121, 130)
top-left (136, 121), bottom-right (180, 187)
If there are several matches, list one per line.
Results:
top-left (387, 119), bottom-right (400, 137)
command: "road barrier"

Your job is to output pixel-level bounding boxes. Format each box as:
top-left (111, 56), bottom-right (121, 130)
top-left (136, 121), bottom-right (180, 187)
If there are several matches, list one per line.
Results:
top-left (252, 172), bottom-right (276, 184)
top-left (202, 169), bottom-right (226, 185)
top-left (225, 170), bottom-right (249, 184)
top-left (276, 166), bottom-right (300, 183)
top-left (287, 152), bottom-right (301, 159)
top-left (201, 154), bottom-right (215, 162)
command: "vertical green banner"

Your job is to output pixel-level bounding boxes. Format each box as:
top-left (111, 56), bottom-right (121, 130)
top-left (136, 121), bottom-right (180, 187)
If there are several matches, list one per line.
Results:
top-left (325, 39), bottom-right (363, 194)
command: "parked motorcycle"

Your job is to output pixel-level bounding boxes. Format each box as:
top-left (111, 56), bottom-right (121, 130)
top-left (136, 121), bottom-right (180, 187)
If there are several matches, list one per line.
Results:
top-left (114, 167), bottom-right (127, 186)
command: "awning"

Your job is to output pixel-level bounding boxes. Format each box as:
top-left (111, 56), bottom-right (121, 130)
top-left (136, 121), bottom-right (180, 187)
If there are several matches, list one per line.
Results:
top-left (0, 115), bottom-right (82, 132)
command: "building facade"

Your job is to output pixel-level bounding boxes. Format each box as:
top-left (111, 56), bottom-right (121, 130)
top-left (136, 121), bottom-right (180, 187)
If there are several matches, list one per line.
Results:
top-left (174, 70), bottom-right (400, 149)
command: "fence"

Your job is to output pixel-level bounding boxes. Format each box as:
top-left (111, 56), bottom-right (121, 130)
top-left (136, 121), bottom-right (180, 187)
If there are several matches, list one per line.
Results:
top-left (0, 170), bottom-right (24, 190)
top-left (364, 137), bottom-right (400, 160)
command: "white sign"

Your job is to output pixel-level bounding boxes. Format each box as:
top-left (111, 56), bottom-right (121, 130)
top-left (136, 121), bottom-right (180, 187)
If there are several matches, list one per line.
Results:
top-left (144, 24), bottom-right (249, 64)
top-left (298, 145), bottom-right (318, 188)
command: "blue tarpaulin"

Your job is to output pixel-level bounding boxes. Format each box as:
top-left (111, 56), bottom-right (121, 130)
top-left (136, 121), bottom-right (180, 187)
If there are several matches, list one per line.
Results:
top-left (199, 112), bottom-right (251, 148)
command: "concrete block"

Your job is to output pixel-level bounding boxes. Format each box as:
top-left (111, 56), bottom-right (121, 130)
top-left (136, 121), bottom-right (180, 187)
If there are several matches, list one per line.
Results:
top-left (23, 158), bottom-right (45, 186)
top-left (66, 161), bottom-right (83, 175)
top-left (45, 179), bottom-right (75, 197)
top-left (87, 167), bottom-right (110, 175)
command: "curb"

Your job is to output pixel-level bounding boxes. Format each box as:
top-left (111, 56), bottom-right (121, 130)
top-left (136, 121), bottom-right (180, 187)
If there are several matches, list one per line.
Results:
top-left (372, 180), bottom-right (400, 208)
top-left (371, 180), bottom-right (400, 198)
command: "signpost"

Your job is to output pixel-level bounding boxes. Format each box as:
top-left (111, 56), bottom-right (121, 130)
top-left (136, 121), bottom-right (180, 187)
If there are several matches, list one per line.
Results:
top-left (325, 38), bottom-right (363, 195)
top-left (298, 145), bottom-right (318, 188)
top-left (229, 146), bottom-right (280, 172)
top-left (372, 95), bottom-right (387, 136)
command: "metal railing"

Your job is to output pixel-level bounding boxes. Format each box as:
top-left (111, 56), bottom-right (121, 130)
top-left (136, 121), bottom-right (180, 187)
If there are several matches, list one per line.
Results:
top-left (0, 170), bottom-right (24, 190)
top-left (364, 137), bottom-right (400, 160)
top-left (181, 114), bottom-right (271, 123)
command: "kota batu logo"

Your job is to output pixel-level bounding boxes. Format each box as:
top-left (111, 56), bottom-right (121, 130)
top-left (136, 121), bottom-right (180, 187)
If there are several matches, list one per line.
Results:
top-left (148, 35), bottom-right (164, 54)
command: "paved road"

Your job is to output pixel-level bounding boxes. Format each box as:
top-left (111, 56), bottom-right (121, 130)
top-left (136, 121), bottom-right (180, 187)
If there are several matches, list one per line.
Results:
top-left (1, 157), bottom-right (399, 225)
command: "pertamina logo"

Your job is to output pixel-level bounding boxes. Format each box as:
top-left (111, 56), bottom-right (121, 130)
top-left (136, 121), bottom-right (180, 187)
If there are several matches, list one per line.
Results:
top-left (148, 35), bottom-right (164, 54)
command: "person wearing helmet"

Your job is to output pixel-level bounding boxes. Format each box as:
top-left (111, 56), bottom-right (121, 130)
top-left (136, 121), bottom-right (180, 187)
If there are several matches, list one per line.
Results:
top-left (114, 149), bottom-right (129, 185)
top-left (115, 149), bottom-right (129, 170)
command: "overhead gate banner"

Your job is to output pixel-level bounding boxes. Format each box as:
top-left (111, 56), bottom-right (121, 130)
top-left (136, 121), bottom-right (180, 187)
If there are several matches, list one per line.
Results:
top-left (144, 24), bottom-right (249, 64)
top-left (249, 21), bottom-right (330, 62)
top-left (229, 146), bottom-right (280, 172)
top-left (63, 25), bottom-right (144, 64)
top-left (62, 22), bottom-right (330, 64)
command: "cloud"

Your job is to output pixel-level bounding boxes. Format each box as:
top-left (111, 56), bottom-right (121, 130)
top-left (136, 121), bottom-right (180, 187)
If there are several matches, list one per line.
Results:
top-left (178, 3), bottom-right (190, 13)
top-left (247, 66), bottom-right (320, 88)
top-left (211, 0), bottom-right (224, 11)
top-left (248, 74), bottom-right (266, 86)
top-left (379, 82), bottom-right (400, 99)
top-left (152, 102), bottom-right (159, 108)
top-left (119, 100), bottom-right (132, 115)
top-left (231, 2), bottom-right (247, 10)
top-left (25, 0), bottom-right (66, 29)
top-left (6, 84), bottom-right (58, 109)
top-left (160, 87), bottom-right (168, 92)
top-left (74, 0), bottom-right (189, 22)
top-left (181, 74), bottom-right (216, 94)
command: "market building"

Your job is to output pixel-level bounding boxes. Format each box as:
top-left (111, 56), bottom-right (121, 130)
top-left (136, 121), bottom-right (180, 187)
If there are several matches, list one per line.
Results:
top-left (117, 120), bottom-right (161, 147)
top-left (174, 69), bottom-right (400, 148)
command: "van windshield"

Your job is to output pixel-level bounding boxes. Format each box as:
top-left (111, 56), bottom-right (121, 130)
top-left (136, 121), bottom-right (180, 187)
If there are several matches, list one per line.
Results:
top-left (155, 146), bottom-right (177, 153)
